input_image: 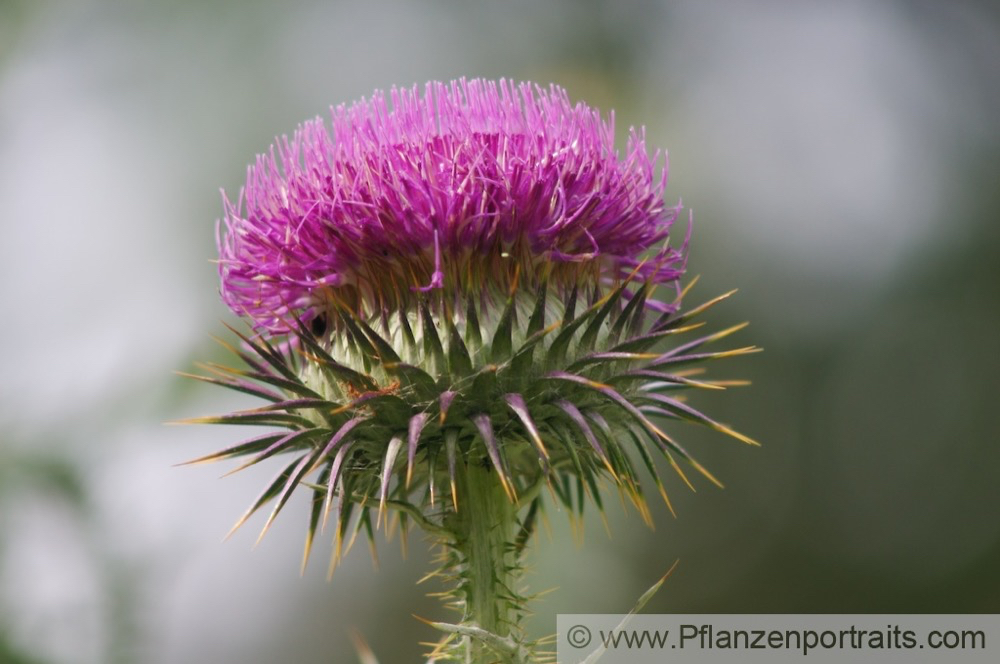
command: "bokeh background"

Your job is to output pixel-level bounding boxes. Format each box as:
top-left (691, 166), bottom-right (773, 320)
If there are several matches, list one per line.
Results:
top-left (2, 0), bottom-right (999, 662)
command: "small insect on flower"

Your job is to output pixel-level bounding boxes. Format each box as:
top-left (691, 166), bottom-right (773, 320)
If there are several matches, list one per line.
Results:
top-left (181, 78), bottom-right (758, 662)
top-left (309, 313), bottom-right (327, 338)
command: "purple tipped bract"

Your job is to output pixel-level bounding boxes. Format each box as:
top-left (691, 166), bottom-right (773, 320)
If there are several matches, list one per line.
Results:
top-left (219, 78), bottom-right (686, 331)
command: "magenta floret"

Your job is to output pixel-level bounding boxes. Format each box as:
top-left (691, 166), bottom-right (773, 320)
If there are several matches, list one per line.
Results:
top-left (219, 78), bottom-right (686, 331)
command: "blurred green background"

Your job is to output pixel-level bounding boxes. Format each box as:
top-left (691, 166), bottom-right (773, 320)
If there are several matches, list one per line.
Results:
top-left (2, 0), bottom-right (998, 662)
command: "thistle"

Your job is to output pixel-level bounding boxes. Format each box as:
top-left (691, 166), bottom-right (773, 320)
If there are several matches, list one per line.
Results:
top-left (181, 79), bottom-right (757, 663)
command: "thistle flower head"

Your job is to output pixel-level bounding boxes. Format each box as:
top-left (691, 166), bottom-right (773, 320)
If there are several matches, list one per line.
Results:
top-left (187, 82), bottom-right (757, 651)
top-left (219, 79), bottom-right (685, 332)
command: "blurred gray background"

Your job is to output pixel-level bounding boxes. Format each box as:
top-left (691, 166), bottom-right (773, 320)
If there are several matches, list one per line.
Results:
top-left (2, 0), bottom-right (999, 662)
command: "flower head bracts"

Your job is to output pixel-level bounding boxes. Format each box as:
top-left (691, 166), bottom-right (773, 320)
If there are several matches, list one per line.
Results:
top-left (219, 79), bottom-right (683, 332)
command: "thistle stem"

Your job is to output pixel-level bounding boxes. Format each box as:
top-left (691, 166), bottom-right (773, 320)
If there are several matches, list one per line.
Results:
top-left (450, 458), bottom-right (520, 663)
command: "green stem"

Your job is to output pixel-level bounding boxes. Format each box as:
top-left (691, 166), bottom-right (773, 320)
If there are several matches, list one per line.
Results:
top-left (451, 459), bottom-right (519, 663)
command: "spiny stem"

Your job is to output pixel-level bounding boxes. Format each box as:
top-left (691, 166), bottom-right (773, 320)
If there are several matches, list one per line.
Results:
top-left (448, 458), bottom-right (521, 663)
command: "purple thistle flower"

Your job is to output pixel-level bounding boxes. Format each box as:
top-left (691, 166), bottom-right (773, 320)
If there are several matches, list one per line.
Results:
top-left (218, 78), bottom-right (686, 332)
top-left (188, 78), bottom-right (756, 662)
